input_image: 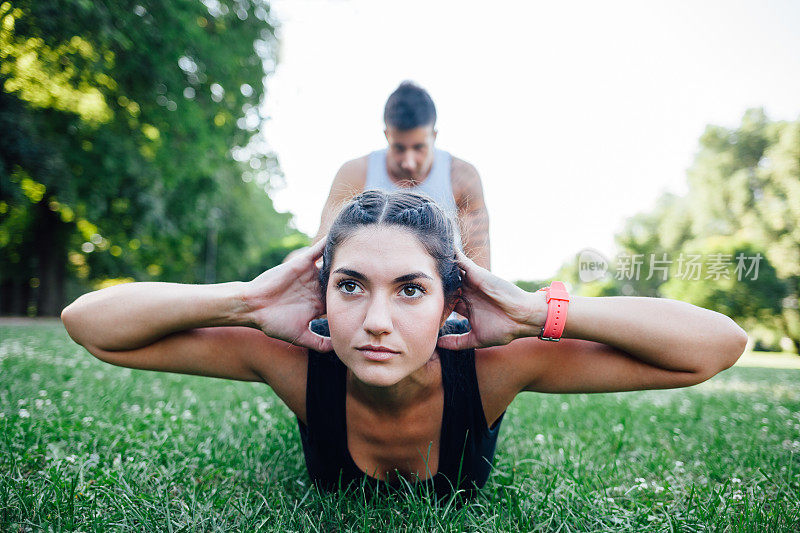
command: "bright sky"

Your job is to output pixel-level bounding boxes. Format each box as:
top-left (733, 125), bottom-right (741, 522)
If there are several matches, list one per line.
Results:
top-left (261, 0), bottom-right (800, 281)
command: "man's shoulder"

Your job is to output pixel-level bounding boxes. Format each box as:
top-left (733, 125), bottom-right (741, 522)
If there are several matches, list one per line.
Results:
top-left (449, 156), bottom-right (483, 199)
top-left (450, 156), bottom-right (480, 178)
top-left (334, 155), bottom-right (369, 188)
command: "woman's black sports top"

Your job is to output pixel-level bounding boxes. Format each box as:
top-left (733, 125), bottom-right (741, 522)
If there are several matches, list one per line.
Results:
top-left (297, 318), bottom-right (506, 500)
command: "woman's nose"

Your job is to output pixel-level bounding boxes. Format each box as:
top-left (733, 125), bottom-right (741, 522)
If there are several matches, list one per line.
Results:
top-left (363, 298), bottom-right (393, 335)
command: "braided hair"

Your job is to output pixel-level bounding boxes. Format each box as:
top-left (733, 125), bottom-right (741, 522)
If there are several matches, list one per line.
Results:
top-left (318, 189), bottom-right (462, 309)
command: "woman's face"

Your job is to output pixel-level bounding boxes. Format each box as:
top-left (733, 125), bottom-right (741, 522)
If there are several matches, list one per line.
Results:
top-left (326, 225), bottom-right (452, 387)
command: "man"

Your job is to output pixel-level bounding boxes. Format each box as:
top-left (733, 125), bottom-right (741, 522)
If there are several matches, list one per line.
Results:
top-left (286, 81), bottom-right (491, 270)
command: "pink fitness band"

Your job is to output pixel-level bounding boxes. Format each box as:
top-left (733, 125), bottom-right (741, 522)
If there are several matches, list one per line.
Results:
top-left (536, 281), bottom-right (570, 341)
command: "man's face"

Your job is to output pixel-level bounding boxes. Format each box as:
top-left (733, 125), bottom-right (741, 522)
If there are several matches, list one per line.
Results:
top-left (384, 124), bottom-right (437, 182)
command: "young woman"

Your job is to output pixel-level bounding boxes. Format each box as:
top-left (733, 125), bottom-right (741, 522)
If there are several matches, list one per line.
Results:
top-left (61, 190), bottom-right (748, 500)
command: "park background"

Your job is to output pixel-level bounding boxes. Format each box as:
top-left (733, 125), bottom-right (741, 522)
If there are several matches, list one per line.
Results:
top-left (1, 0), bottom-right (798, 354)
top-left (1, 1), bottom-right (799, 530)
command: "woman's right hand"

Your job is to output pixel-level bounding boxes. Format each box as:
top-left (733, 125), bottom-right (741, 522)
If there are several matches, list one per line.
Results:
top-left (241, 238), bottom-right (333, 353)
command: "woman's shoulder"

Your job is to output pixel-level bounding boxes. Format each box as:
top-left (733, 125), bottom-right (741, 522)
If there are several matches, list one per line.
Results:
top-left (244, 329), bottom-right (311, 425)
top-left (436, 318), bottom-right (523, 428)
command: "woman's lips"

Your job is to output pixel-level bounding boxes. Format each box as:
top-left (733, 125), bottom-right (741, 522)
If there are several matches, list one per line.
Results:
top-left (357, 349), bottom-right (397, 361)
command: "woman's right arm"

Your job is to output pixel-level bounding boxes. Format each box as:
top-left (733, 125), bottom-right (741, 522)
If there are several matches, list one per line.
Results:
top-left (60, 281), bottom-right (251, 351)
top-left (60, 238), bottom-right (332, 385)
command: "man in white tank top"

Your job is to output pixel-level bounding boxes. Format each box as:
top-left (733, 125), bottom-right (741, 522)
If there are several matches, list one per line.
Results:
top-left (285, 81), bottom-right (491, 271)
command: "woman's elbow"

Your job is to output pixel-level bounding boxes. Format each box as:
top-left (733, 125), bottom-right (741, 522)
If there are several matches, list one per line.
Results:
top-left (718, 319), bottom-right (748, 370)
top-left (60, 304), bottom-right (86, 347)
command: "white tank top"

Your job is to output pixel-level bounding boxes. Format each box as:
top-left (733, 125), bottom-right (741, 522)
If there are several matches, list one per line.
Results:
top-left (365, 148), bottom-right (462, 248)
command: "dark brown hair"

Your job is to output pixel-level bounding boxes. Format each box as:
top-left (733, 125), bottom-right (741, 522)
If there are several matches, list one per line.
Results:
top-left (318, 189), bottom-right (462, 311)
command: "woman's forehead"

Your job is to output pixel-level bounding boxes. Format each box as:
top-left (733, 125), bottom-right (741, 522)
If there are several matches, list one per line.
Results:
top-left (331, 226), bottom-right (437, 279)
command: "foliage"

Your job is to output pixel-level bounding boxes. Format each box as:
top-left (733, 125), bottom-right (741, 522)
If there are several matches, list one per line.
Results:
top-left (550, 109), bottom-right (799, 352)
top-left (0, 0), bottom-right (305, 314)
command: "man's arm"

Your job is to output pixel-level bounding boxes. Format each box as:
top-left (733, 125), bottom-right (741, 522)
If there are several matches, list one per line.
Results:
top-left (452, 158), bottom-right (491, 270)
top-left (282, 157), bottom-right (366, 264)
top-left (313, 157), bottom-right (368, 243)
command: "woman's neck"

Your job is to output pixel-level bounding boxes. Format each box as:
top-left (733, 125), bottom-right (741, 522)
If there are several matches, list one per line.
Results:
top-left (346, 351), bottom-right (440, 416)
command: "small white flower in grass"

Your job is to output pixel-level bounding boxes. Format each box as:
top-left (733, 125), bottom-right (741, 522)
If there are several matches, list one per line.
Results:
top-left (38, 390), bottom-right (47, 397)
top-left (170, 415), bottom-right (177, 422)
top-left (18, 399), bottom-right (26, 406)
top-left (561, 402), bottom-right (569, 411)
top-left (131, 404), bottom-right (141, 413)
top-left (731, 477), bottom-right (741, 484)
top-left (612, 423), bottom-right (624, 433)
top-left (65, 454), bottom-right (77, 464)
top-left (35, 399), bottom-right (44, 409)
top-left (649, 415), bottom-right (657, 422)
top-left (19, 408), bottom-right (30, 418)
top-left (181, 410), bottom-right (192, 420)
top-left (0, 413), bottom-right (4, 418)
top-left (534, 434), bottom-right (545, 444)
top-left (732, 490), bottom-right (743, 501)
top-left (62, 391), bottom-right (71, 398)
top-left (82, 416), bottom-right (93, 425)
top-left (675, 461), bottom-right (684, 467)
top-left (654, 485), bottom-right (664, 493)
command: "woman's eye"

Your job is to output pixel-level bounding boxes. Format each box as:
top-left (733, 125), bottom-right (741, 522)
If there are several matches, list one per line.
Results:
top-left (402, 285), bottom-right (425, 298)
top-left (337, 281), bottom-right (425, 298)
top-left (339, 281), bottom-right (360, 294)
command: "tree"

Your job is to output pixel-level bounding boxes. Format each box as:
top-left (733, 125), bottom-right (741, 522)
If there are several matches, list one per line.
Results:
top-left (0, 1), bottom-right (303, 316)
top-left (610, 109), bottom-right (799, 353)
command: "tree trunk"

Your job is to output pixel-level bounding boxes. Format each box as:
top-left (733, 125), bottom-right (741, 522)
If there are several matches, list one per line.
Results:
top-left (34, 199), bottom-right (67, 316)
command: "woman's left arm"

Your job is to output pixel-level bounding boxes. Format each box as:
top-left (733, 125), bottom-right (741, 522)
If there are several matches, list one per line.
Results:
top-left (558, 295), bottom-right (748, 373)
top-left (439, 250), bottom-right (748, 394)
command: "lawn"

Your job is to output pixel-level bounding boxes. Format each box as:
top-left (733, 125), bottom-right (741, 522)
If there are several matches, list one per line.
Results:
top-left (1, 321), bottom-right (799, 531)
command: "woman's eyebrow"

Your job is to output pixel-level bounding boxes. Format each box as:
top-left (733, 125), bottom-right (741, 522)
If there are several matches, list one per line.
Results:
top-left (332, 268), bottom-right (433, 284)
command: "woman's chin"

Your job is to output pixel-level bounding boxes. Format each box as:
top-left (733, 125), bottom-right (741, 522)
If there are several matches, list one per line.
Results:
top-left (349, 365), bottom-right (405, 387)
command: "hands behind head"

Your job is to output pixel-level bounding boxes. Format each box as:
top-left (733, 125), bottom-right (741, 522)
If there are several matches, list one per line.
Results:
top-left (438, 250), bottom-right (545, 351)
top-left (243, 238), bottom-right (333, 353)
top-left (242, 240), bottom-right (543, 354)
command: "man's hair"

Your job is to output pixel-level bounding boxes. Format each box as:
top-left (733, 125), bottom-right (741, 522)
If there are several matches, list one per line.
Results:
top-left (383, 81), bottom-right (437, 130)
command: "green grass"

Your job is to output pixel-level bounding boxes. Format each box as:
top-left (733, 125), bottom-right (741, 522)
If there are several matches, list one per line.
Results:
top-left (1, 322), bottom-right (799, 532)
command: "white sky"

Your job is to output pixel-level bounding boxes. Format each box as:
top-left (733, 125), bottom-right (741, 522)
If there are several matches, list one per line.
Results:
top-left (261, 0), bottom-right (800, 281)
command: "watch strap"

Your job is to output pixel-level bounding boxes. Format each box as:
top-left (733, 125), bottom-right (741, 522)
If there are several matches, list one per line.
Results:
top-left (536, 281), bottom-right (570, 341)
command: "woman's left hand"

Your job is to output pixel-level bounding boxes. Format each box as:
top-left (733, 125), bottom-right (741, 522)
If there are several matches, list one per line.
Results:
top-left (438, 250), bottom-right (546, 350)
